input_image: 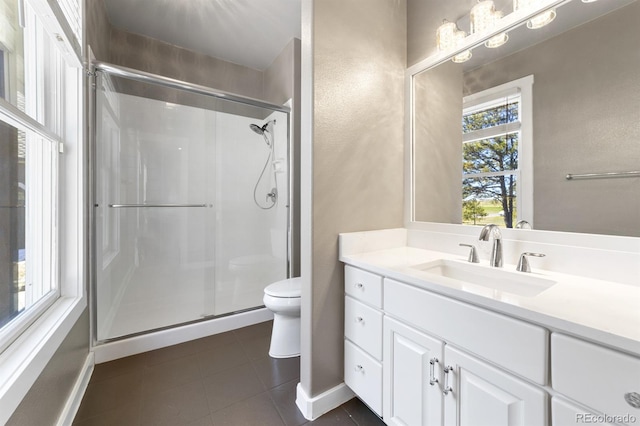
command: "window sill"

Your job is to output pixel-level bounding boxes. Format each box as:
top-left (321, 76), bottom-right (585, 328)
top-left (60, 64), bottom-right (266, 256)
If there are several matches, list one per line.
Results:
top-left (0, 295), bottom-right (86, 425)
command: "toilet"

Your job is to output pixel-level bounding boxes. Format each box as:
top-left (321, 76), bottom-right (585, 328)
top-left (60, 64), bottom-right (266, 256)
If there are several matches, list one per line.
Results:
top-left (263, 277), bottom-right (302, 358)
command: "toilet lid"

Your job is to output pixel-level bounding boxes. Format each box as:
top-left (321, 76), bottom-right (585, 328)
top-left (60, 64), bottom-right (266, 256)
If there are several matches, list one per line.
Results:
top-left (265, 277), bottom-right (302, 298)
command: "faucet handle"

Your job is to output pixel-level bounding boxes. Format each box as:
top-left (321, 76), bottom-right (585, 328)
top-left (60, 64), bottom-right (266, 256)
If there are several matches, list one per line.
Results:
top-left (459, 243), bottom-right (480, 263)
top-left (516, 252), bottom-right (545, 273)
top-left (515, 220), bottom-right (532, 229)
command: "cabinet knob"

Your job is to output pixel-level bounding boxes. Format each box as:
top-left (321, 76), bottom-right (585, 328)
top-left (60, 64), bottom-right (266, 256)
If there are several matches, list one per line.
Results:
top-left (625, 392), bottom-right (640, 408)
top-left (355, 316), bottom-right (364, 323)
top-left (355, 365), bottom-right (364, 373)
top-left (355, 283), bottom-right (364, 289)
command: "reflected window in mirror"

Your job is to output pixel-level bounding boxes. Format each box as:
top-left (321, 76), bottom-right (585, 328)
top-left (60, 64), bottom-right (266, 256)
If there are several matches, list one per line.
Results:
top-left (461, 75), bottom-right (533, 229)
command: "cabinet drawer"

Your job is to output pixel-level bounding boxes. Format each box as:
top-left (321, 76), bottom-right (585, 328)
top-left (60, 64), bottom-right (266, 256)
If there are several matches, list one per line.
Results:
top-left (552, 396), bottom-right (615, 426)
top-left (384, 278), bottom-right (548, 385)
top-left (345, 296), bottom-right (383, 360)
top-left (345, 265), bottom-right (383, 308)
top-left (345, 339), bottom-right (382, 416)
top-left (551, 333), bottom-right (640, 424)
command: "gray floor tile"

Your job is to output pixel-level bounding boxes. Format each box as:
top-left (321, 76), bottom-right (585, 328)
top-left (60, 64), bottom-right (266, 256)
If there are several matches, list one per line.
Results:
top-left (239, 333), bottom-right (272, 360)
top-left (341, 398), bottom-right (385, 426)
top-left (90, 353), bottom-right (148, 384)
top-left (309, 407), bottom-right (356, 425)
top-left (208, 392), bottom-right (286, 426)
top-left (197, 341), bottom-right (250, 378)
top-left (74, 321), bottom-right (380, 426)
top-left (253, 355), bottom-right (300, 389)
top-left (203, 363), bottom-right (266, 413)
top-left (194, 330), bottom-right (239, 353)
top-left (75, 371), bottom-right (144, 421)
top-left (140, 380), bottom-right (210, 426)
top-left (72, 402), bottom-right (140, 426)
top-left (234, 320), bottom-right (273, 342)
top-left (144, 339), bottom-right (201, 366)
top-left (142, 353), bottom-right (202, 396)
top-left (269, 379), bottom-right (307, 426)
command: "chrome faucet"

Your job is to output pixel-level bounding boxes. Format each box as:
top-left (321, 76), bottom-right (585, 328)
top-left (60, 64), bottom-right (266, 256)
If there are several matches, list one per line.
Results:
top-left (478, 224), bottom-right (503, 267)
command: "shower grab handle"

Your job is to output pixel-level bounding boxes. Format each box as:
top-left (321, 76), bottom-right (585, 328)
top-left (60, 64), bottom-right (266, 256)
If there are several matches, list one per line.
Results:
top-left (108, 204), bottom-right (210, 208)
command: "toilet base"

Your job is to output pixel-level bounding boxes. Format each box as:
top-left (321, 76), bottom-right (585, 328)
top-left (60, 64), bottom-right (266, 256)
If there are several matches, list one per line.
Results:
top-left (269, 313), bottom-right (300, 358)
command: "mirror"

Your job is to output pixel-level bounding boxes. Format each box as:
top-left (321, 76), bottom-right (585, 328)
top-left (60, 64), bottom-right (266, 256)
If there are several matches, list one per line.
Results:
top-left (412, 0), bottom-right (640, 237)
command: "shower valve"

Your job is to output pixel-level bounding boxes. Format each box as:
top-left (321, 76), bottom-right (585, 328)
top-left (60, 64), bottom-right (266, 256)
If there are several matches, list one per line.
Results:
top-left (266, 188), bottom-right (278, 203)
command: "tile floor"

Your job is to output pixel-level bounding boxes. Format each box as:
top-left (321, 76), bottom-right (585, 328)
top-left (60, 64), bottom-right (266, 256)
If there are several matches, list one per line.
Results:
top-left (74, 321), bottom-right (385, 426)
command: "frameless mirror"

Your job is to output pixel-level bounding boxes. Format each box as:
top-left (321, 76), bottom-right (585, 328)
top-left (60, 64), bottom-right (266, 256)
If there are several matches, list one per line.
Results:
top-left (411, 0), bottom-right (640, 237)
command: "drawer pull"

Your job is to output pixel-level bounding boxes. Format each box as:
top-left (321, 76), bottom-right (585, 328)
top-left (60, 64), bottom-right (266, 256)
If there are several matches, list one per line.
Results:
top-left (355, 364), bottom-right (364, 373)
top-left (355, 316), bottom-right (364, 323)
top-left (355, 283), bottom-right (364, 289)
top-left (429, 358), bottom-right (439, 386)
top-left (625, 392), bottom-right (640, 409)
top-left (443, 365), bottom-right (454, 395)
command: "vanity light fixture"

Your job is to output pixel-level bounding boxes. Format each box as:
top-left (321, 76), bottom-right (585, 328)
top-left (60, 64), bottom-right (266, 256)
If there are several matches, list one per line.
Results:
top-left (514, 0), bottom-right (557, 29)
top-left (436, 20), bottom-right (472, 63)
top-left (471, 1), bottom-right (509, 48)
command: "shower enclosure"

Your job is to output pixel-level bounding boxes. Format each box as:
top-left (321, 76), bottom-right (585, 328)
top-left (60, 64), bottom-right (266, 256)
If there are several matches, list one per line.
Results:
top-left (91, 63), bottom-right (290, 343)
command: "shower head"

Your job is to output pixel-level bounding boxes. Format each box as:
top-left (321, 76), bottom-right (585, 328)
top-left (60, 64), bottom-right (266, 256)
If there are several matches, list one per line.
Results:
top-left (250, 123), bottom-right (269, 135)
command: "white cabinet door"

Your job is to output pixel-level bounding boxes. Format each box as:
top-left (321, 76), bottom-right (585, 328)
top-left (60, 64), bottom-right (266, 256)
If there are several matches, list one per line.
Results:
top-left (443, 345), bottom-right (548, 426)
top-left (383, 317), bottom-right (444, 426)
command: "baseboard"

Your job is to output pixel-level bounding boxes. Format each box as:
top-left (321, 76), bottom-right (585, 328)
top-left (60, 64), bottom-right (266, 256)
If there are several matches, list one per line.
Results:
top-left (295, 382), bottom-right (355, 421)
top-left (57, 352), bottom-right (94, 426)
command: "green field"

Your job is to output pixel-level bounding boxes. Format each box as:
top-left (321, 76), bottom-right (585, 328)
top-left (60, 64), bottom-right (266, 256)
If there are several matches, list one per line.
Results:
top-left (462, 200), bottom-right (516, 228)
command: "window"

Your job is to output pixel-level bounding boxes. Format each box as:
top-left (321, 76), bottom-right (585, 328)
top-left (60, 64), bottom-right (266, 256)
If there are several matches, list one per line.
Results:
top-left (461, 75), bottom-right (533, 228)
top-left (0, 0), bottom-right (83, 420)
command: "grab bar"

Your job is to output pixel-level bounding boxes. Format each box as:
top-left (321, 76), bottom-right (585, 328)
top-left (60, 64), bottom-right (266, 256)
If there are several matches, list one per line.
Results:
top-left (565, 171), bottom-right (640, 180)
top-left (108, 204), bottom-right (210, 208)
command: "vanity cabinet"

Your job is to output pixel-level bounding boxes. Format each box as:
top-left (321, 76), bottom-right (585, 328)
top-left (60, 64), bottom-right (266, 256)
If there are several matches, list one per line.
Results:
top-left (345, 265), bottom-right (550, 425)
top-left (382, 292), bottom-right (547, 426)
top-left (344, 266), bottom-right (384, 416)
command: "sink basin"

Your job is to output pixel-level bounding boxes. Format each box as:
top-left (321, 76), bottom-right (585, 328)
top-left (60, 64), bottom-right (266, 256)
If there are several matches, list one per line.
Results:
top-left (411, 259), bottom-right (556, 297)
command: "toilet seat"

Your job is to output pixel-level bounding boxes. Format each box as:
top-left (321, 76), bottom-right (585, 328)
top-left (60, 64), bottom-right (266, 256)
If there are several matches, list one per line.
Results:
top-left (264, 277), bottom-right (301, 298)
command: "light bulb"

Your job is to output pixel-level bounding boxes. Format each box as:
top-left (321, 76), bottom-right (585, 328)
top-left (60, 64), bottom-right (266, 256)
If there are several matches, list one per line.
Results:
top-left (485, 11), bottom-right (508, 48)
top-left (513, 0), bottom-right (557, 29)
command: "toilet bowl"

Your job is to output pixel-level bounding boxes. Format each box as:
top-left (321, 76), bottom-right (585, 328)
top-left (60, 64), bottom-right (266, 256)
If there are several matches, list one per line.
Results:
top-left (263, 277), bottom-right (301, 358)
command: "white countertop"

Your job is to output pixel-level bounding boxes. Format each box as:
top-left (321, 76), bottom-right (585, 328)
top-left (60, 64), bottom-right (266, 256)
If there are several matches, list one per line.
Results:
top-left (340, 246), bottom-right (640, 356)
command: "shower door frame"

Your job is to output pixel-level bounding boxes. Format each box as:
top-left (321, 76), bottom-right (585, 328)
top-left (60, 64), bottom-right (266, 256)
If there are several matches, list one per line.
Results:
top-left (88, 61), bottom-right (292, 348)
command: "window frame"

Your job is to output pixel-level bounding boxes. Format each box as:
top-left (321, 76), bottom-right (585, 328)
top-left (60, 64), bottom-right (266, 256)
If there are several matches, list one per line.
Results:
top-left (461, 74), bottom-right (534, 226)
top-left (0, 0), bottom-right (85, 422)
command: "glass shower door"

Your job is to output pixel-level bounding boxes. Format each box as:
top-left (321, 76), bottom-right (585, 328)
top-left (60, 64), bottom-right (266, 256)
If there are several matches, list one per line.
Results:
top-left (95, 74), bottom-right (216, 340)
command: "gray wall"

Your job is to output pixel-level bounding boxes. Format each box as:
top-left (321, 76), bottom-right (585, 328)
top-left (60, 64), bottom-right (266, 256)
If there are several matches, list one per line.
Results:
top-left (265, 38), bottom-right (302, 277)
top-left (463, 2), bottom-right (640, 236)
top-left (7, 309), bottom-right (90, 425)
top-left (414, 61), bottom-right (463, 223)
top-left (86, 0), bottom-right (111, 61)
top-left (304, 0), bottom-right (406, 396)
